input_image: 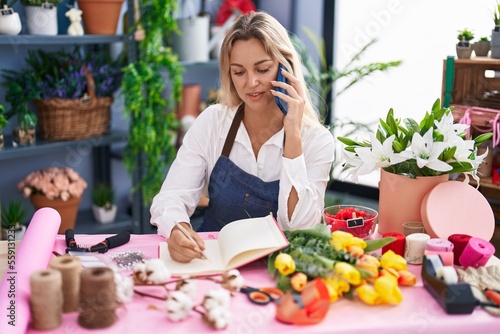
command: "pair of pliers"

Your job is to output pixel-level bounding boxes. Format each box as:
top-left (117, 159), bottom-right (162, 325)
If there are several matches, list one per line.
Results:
top-left (65, 229), bottom-right (130, 254)
top-left (240, 286), bottom-right (284, 305)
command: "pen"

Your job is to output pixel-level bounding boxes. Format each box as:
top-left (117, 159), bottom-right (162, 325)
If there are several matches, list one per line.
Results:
top-left (175, 223), bottom-right (209, 261)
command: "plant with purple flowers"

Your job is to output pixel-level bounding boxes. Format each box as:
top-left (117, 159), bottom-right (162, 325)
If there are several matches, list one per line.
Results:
top-left (1, 47), bottom-right (124, 128)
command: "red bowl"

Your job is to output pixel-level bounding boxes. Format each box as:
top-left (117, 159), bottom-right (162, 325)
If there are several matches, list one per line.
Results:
top-left (323, 205), bottom-right (378, 239)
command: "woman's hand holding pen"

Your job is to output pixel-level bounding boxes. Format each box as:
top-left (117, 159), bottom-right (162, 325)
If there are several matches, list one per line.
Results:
top-left (167, 222), bottom-right (206, 263)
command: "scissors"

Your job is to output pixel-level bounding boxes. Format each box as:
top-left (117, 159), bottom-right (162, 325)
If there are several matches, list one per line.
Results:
top-left (240, 286), bottom-right (284, 305)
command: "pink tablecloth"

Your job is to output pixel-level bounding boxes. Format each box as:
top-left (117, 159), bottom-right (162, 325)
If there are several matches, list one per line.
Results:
top-left (23, 233), bottom-right (500, 334)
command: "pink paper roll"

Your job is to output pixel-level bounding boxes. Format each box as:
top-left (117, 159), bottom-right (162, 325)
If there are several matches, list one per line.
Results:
top-left (426, 238), bottom-right (454, 252)
top-left (0, 208), bottom-right (61, 334)
top-left (459, 237), bottom-right (496, 268)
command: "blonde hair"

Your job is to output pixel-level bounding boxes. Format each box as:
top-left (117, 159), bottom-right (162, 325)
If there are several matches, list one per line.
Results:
top-left (218, 11), bottom-right (322, 126)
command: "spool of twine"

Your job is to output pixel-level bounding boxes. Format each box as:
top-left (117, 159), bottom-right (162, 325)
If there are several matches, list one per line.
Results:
top-left (402, 221), bottom-right (426, 236)
top-left (30, 269), bottom-right (63, 330)
top-left (404, 233), bottom-right (431, 265)
top-left (49, 254), bottom-right (82, 313)
top-left (78, 267), bottom-right (118, 329)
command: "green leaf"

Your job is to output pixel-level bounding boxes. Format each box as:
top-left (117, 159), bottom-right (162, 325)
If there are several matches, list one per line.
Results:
top-left (288, 224), bottom-right (332, 240)
top-left (474, 133), bottom-right (493, 146)
top-left (267, 252), bottom-right (278, 277)
top-left (364, 236), bottom-right (396, 253)
top-left (337, 136), bottom-right (360, 146)
top-left (276, 274), bottom-right (292, 292)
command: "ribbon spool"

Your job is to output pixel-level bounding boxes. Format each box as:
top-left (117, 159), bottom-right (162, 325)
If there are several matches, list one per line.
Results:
top-left (459, 237), bottom-right (496, 268)
top-left (78, 267), bottom-right (118, 329)
top-left (423, 238), bottom-right (455, 266)
top-left (382, 232), bottom-right (405, 257)
top-left (404, 233), bottom-right (430, 264)
top-left (30, 269), bottom-right (63, 330)
top-left (448, 234), bottom-right (472, 265)
top-left (49, 254), bottom-right (82, 313)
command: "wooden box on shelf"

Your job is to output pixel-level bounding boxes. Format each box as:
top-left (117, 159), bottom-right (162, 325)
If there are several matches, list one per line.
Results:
top-left (442, 57), bottom-right (500, 110)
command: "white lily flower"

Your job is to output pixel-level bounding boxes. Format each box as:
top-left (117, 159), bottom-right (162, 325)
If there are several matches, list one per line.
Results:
top-left (341, 151), bottom-right (363, 183)
top-left (355, 134), bottom-right (410, 175)
top-left (411, 130), bottom-right (453, 172)
top-left (453, 138), bottom-right (476, 162)
top-left (434, 112), bottom-right (468, 141)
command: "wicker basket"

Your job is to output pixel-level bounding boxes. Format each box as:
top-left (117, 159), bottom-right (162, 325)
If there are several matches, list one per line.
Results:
top-left (34, 68), bottom-right (113, 141)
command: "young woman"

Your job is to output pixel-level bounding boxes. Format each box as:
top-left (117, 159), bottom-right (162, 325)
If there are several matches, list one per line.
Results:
top-left (150, 11), bottom-right (334, 262)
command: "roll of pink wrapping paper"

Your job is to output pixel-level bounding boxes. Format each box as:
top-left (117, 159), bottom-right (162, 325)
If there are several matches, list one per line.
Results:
top-left (0, 208), bottom-right (61, 334)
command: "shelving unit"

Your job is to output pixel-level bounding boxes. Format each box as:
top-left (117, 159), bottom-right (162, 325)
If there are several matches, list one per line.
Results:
top-left (442, 56), bottom-right (500, 254)
top-left (0, 30), bottom-right (134, 234)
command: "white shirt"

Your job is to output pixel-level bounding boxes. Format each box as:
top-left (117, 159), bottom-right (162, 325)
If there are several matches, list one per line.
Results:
top-left (150, 104), bottom-right (335, 237)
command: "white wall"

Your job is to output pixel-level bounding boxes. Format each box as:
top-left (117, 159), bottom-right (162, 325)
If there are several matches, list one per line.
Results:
top-left (334, 0), bottom-right (496, 186)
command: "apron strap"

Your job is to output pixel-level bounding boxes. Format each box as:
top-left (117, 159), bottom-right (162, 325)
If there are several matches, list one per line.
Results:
top-left (222, 104), bottom-right (244, 157)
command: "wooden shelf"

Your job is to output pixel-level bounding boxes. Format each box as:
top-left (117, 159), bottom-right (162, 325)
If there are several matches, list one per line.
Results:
top-left (0, 130), bottom-right (127, 161)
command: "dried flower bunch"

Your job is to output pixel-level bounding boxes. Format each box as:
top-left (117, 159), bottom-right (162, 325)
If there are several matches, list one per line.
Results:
top-left (337, 98), bottom-right (493, 182)
top-left (18, 167), bottom-right (87, 201)
top-left (131, 259), bottom-right (245, 330)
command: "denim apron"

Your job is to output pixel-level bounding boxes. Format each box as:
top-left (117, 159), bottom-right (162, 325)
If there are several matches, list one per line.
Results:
top-left (197, 105), bottom-right (280, 232)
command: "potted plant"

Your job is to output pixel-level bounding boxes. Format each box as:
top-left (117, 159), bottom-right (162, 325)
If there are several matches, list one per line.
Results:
top-left (20, 0), bottom-right (62, 35)
top-left (18, 166), bottom-right (87, 233)
top-left (0, 68), bottom-right (38, 147)
top-left (91, 183), bottom-right (117, 224)
top-left (1, 200), bottom-right (28, 240)
top-left (474, 36), bottom-right (491, 57)
top-left (456, 28), bottom-right (474, 59)
top-left (1, 47), bottom-right (124, 141)
top-left (0, 1), bottom-right (22, 35)
top-left (0, 105), bottom-right (7, 150)
top-left (122, 0), bottom-right (183, 205)
top-left (337, 98), bottom-right (493, 234)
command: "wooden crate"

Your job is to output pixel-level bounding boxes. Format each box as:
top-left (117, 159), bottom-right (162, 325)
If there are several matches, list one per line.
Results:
top-left (442, 57), bottom-right (500, 110)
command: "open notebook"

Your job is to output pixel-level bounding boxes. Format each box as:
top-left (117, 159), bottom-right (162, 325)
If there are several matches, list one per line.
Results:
top-left (159, 214), bottom-right (289, 276)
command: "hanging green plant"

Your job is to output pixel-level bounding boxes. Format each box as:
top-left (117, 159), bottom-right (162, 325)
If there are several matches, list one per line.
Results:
top-left (122, 0), bottom-right (184, 205)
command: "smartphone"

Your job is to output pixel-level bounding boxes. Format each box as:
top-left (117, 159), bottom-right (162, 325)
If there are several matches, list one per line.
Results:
top-left (275, 63), bottom-right (289, 115)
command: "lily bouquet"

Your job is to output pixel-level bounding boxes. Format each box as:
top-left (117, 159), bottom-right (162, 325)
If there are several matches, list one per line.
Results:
top-left (337, 99), bottom-right (493, 182)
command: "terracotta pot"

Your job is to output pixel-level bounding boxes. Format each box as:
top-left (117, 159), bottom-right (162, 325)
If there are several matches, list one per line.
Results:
top-left (77, 0), bottom-right (124, 34)
top-left (30, 194), bottom-right (81, 234)
top-left (377, 169), bottom-right (449, 235)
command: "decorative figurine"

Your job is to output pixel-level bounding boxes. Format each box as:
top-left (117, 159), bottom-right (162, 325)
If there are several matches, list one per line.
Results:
top-left (66, 8), bottom-right (84, 36)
